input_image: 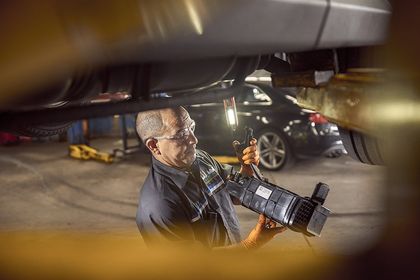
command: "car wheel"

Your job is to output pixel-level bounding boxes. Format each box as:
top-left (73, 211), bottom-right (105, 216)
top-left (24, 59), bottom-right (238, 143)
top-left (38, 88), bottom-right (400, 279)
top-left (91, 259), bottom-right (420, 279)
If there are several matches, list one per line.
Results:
top-left (14, 123), bottom-right (72, 137)
top-left (256, 129), bottom-right (292, 170)
top-left (338, 127), bottom-right (384, 165)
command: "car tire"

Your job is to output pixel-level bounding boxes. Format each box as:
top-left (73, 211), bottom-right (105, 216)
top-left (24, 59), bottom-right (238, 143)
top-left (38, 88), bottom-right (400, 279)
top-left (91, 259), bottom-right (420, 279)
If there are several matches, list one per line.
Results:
top-left (338, 127), bottom-right (384, 165)
top-left (256, 128), bottom-right (293, 170)
top-left (14, 123), bottom-right (73, 137)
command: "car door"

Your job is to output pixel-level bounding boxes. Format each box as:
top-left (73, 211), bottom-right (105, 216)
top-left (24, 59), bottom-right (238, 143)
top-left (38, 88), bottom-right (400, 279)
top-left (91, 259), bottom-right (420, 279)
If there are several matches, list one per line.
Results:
top-left (188, 84), bottom-right (275, 155)
top-left (234, 84), bottom-right (274, 134)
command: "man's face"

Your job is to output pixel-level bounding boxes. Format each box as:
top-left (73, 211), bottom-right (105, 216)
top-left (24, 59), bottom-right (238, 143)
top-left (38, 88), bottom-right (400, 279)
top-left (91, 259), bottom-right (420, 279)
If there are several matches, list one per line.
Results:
top-left (156, 109), bottom-right (198, 169)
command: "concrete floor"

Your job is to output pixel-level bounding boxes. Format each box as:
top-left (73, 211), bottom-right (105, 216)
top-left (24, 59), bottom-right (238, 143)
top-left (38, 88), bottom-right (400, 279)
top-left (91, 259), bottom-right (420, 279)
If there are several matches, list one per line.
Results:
top-left (0, 137), bottom-right (387, 256)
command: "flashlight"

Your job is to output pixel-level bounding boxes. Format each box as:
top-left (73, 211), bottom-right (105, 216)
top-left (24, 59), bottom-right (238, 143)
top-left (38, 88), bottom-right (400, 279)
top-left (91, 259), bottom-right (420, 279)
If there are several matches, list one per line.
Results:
top-left (223, 97), bottom-right (238, 131)
top-left (223, 96), bottom-right (265, 180)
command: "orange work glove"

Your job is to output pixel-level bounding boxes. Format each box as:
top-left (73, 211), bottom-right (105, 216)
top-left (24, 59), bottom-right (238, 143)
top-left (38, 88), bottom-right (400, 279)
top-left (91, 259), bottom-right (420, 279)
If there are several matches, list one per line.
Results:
top-left (241, 214), bottom-right (287, 250)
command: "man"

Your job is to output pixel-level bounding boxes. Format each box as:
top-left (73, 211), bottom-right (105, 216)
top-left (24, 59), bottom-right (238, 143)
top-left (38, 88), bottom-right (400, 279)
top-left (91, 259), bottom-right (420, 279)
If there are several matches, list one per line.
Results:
top-left (136, 106), bottom-right (286, 249)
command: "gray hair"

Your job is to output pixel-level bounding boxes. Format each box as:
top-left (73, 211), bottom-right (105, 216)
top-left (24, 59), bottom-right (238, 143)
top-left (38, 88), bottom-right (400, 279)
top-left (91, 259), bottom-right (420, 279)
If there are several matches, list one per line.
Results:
top-left (135, 110), bottom-right (165, 143)
top-left (136, 107), bottom-right (188, 143)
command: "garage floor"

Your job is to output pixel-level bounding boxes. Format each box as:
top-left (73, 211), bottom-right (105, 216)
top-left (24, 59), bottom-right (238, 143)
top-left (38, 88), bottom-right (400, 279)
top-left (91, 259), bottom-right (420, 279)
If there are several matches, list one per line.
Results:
top-left (0, 137), bottom-right (386, 256)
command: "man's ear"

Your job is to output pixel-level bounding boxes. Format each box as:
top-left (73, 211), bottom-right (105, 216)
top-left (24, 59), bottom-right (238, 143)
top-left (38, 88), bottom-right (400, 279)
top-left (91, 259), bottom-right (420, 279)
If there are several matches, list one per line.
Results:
top-left (145, 138), bottom-right (161, 155)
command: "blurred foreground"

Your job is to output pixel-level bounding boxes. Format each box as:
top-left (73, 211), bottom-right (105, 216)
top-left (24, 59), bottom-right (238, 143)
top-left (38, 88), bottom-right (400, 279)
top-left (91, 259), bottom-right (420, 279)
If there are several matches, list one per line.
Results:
top-left (0, 138), bottom-right (386, 279)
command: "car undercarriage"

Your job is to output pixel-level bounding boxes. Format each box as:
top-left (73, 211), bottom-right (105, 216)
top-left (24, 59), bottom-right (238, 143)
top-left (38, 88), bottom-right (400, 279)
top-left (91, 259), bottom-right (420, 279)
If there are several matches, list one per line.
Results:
top-left (3, 0), bottom-right (420, 278)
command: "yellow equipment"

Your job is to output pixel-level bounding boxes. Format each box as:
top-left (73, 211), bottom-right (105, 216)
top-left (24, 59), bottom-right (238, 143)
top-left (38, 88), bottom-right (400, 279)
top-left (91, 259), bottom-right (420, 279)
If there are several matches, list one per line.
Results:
top-left (68, 144), bottom-right (114, 163)
top-left (212, 156), bottom-right (239, 165)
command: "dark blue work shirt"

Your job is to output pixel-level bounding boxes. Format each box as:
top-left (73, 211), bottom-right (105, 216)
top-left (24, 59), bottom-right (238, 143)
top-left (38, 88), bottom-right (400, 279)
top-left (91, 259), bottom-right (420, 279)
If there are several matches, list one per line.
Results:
top-left (136, 150), bottom-right (242, 247)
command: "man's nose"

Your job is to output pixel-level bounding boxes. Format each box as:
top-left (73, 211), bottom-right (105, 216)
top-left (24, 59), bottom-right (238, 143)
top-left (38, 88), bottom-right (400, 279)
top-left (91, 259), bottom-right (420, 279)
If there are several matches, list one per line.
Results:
top-left (188, 131), bottom-right (198, 145)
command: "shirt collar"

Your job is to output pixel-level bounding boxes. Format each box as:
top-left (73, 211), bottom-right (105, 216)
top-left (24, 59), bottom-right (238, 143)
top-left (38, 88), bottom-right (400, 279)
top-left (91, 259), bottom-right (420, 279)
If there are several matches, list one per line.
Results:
top-left (151, 156), bottom-right (193, 189)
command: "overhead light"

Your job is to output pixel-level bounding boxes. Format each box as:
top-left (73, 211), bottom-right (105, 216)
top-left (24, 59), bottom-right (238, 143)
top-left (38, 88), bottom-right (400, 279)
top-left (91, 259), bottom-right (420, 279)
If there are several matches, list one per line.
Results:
top-left (245, 76), bottom-right (272, 82)
top-left (245, 77), bottom-right (258, 82)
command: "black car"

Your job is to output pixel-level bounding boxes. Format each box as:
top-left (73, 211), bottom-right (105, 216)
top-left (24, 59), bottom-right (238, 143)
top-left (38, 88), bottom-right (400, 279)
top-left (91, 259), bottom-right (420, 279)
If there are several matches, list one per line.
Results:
top-left (187, 83), bottom-right (345, 170)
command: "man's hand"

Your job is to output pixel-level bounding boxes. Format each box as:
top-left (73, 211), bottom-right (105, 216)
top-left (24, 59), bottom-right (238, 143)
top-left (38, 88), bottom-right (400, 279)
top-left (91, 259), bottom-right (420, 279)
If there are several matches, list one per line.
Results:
top-left (241, 214), bottom-right (287, 250)
top-left (232, 138), bottom-right (260, 165)
top-left (232, 138), bottom-right (260, 176)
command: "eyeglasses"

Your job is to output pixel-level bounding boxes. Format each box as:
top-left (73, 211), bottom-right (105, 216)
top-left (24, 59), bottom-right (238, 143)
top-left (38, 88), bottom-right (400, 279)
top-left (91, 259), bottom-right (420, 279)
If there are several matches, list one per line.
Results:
top-left (153, 120), bottom-right (196, 141)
